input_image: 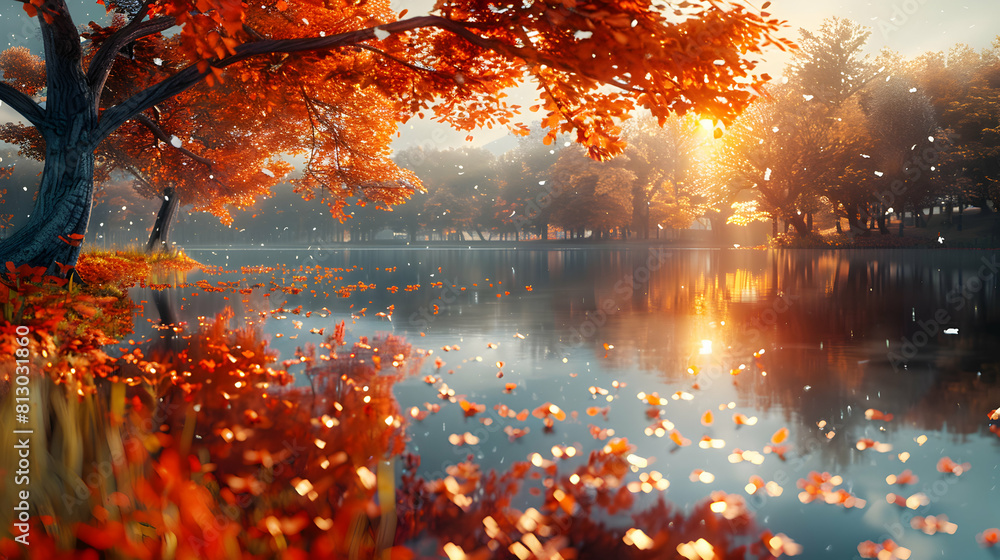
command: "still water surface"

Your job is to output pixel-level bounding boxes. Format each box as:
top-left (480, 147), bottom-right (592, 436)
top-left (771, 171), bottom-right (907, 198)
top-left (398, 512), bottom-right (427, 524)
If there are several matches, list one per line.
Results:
top-left (144, 247), bottom-right (1000, 558)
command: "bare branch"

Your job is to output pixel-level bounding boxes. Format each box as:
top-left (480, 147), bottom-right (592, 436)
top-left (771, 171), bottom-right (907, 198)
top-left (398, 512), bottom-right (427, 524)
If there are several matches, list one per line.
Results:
top-left (0, 82), bottom-right (46, 129)
top-left (134, 112), bottom-right (213, 167)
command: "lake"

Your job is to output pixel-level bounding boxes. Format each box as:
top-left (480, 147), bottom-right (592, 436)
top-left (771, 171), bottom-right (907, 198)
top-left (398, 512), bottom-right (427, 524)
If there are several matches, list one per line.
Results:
top-left (136, 247), bottom-right (1000, 559)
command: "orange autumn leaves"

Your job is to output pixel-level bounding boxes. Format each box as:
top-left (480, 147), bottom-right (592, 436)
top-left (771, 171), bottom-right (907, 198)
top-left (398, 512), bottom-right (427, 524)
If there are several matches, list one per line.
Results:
top-left (6, 0), bottom-right (793, 257)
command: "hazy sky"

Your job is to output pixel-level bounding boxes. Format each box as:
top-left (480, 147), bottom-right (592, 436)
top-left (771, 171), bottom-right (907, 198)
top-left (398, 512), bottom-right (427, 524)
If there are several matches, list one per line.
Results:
top-left (0, 0), bottom-right (996, 148)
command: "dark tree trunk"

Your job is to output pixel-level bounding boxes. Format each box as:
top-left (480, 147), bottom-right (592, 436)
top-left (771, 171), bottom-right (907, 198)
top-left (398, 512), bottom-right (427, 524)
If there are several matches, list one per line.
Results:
top-left (151, 289), bottom-right (181, 354)
top-left (147, 186), bottom-right (180, 253)
top-left (0, 133), bottom-right (96, 274)
top-left (0, 3), bottom-right (101, 276)
top-left (631, 182), bottom-right (650, 240)
top-left (875, 204), bottom-right (889, 235)
top-left (846, 210), bottom-right (869, 233)
top-left (785, 213), bottom-right (809, 236)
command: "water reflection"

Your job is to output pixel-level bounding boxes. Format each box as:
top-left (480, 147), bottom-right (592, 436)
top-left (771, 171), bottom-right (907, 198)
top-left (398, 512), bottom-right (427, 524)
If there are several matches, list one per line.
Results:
top-left (119, 247), bottom-right (1000, 558)
top-left (143, 248), bottom-right (1000, 446)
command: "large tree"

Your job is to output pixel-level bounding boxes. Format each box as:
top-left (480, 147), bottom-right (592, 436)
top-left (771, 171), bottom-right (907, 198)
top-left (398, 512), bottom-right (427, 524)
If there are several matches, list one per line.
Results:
top-left (0, 0), bottom-right (790, 273)
top-left (549, 143), bottom-right (633, 238)
top-left (415, 147), bottom-right (500, 241)
top-left (620, 115), bottom-right (705, 238)
top-left (709, 86), bottom-right (838, 236)
top-left (494, 128), bottom-right (565, 240)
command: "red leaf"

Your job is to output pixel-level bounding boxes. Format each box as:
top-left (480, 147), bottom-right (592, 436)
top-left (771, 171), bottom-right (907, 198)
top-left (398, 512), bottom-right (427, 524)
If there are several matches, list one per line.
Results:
top-left (54, 261), bottom-right (74, 275)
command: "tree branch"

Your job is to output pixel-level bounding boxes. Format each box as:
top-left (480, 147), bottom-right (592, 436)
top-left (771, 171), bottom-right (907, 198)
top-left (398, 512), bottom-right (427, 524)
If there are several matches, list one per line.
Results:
top-left (353, 44), bottom-right (434, 75)
top-left (133, 112), bottom-right (213, 167)
top-left (0, 82), bottom-right (46, 129)
top-left (87, 12), bottom-right (177, 103)
top-left (97, 17), bottom-right (442, 140)
top-left (96, 12), bottom-right (660, 145)
top-left (97, 15), bottom-right (560, 141)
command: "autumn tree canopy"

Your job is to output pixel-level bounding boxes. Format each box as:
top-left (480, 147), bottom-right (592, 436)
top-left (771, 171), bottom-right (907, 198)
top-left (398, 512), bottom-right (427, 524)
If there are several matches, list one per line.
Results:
top-left (0, 0), bottom-right (791, 273)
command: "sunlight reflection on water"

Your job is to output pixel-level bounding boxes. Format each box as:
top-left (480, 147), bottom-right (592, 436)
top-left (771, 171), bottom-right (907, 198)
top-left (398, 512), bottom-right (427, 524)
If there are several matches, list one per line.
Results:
top-left (143, 247), bottom-right (1000, 559)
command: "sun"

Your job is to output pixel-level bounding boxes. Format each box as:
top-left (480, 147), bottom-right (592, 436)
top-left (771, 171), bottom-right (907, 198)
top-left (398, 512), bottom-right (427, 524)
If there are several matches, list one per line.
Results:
top-left (699, 118), bottom-right (715, 131)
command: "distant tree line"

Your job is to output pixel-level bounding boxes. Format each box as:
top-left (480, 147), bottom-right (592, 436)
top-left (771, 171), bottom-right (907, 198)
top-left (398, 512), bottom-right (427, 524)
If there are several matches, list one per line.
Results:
top-left (351, 18), bottom-right (1000, 243)
top-left (21, 17), bottom-right (1000, 248)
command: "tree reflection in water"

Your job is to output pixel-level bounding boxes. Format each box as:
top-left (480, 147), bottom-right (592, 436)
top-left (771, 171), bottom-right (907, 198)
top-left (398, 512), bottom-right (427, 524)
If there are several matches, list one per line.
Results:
top-left (2, 249), bottom-right (999, 557)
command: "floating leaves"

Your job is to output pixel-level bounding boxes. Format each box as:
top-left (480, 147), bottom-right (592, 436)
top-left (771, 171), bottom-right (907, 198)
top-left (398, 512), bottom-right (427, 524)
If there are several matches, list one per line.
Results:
top-left (936, 456), bottom-right (971, 476)
top-left (910, 515), bottom-right (957, 535)
top-left (689, 469), bottom-right (715, 484)
top-left (885, 470), bottom-right (918, 486)
top-left (864, 408), bottom-right (894, 422)
top-left (978, 528), bottom-right (1000, 547)
top-left (885, 492), bottom-right (928, 509)
top-left (798, 471), bottom-right (866, 509)
top-left (627, 471), bottom-right (669, 493)
top-left (504, 426), bottom-right (530, 441)
top-left (858, 540), bottom-right (911, 559)
top-left (676, 539), bottom-right (716, 560)
top-left (770, 427), bottom-right (789, 445)
top-left (761, 531), bottom-right (802, 557)
top-left (669, 429), bottom-right (691, 447)
top-left (708, 491), bottom-right (748, 520)
top-left (459, 400), bottom-right (485, 417)
top-left (622, 528), bottom-right (654, 550)
top-left (745, 475), bottom-right (782, 496)
top-left (856, 438), bottom-right (893, 452)
top-left (448, 432), bottom-right (481, 446)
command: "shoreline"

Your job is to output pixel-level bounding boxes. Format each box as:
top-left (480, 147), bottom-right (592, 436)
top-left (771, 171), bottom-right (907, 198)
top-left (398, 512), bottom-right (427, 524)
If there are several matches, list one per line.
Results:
top-left (178, 238), bottom-right (1000, 251)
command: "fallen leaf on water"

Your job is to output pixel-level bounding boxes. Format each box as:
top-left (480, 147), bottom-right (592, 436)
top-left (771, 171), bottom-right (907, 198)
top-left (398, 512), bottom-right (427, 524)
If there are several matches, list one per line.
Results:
top-left (864, 408), bottom-right (894, 422)
top-left (910, 515), bottom-right (957, 535)
top-left (978, 528), bottom-right (1000, 547)
top-left (669, 429), bottom-right (691, 447)
top-left (448, 432), bottom-right (480, 446)
top-left (936, 456), bottom-right (971, 476)
top-left (771, 427), bottom-right (789, 444)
